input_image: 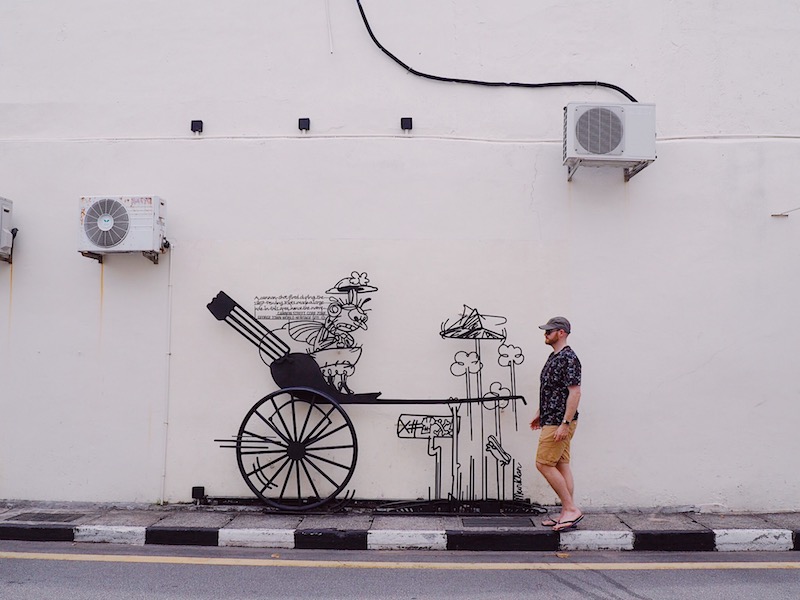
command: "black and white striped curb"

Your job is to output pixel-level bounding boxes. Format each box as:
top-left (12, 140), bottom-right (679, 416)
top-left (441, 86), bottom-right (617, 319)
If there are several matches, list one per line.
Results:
top-left (1, 523), bottom-right (797, 552)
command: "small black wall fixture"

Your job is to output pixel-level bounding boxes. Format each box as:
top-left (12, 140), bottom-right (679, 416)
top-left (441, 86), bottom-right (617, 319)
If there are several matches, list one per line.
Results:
top-left (298, 118), bottom-right (311, 131)
top-left (191, 120), bottom-right (203, 134)
top-left (191, 486), bottom-right (206, 504)
top-left (401, 117), bottom-right (413, 131)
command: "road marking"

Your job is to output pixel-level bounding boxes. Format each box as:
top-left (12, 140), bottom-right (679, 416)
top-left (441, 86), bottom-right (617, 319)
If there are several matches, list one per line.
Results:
top-left (2, 551), bottom-right (799, 570)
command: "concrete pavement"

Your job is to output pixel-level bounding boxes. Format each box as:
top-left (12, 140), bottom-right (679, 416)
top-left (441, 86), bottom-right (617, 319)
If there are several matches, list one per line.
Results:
top-left (1, 501), bottom-right (798, 552)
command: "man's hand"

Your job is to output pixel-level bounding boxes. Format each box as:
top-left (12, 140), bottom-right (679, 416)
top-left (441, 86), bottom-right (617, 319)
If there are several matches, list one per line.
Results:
top-left (553, 423), bottom-right (569, 441)
top-left (529, 415), bottom-right (540, 430)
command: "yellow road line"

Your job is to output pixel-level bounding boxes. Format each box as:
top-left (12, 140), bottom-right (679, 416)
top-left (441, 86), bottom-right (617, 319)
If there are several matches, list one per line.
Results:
top-left (1, 551), bottom-right (799, 571)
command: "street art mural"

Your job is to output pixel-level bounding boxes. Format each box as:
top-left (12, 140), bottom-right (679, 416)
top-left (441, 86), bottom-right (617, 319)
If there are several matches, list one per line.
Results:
top-left (208, 271), bottom-right (533, 512)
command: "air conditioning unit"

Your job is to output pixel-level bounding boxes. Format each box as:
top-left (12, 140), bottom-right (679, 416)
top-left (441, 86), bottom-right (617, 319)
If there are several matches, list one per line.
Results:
top-left (563, 102), bottom-right (656, 181)
top-left (79, 196), bottom-right (168, 264)
top-left (0, 197), bottom-right (14, 262)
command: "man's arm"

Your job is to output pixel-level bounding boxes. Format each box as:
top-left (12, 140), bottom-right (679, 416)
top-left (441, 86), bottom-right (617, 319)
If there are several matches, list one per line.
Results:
top-left (554, 385), bottom-right (581, 441)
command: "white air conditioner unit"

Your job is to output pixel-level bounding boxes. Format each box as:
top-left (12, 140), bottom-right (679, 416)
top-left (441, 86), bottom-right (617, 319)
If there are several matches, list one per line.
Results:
top-left (0, 197), bottom-right (14, 262)
top-left (563, 102), bottom-right (656, 181)
top-left (79, 196), bottom-right (168, 264)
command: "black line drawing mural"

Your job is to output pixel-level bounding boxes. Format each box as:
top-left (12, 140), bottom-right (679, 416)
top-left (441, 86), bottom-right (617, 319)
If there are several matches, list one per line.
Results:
top-left (207, 271), bottom-right (536, 513)
top-left (397, 305), bottom-right (527, 505)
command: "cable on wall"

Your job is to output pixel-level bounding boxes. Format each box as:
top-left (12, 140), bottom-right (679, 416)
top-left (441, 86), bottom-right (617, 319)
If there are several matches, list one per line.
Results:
top-left (355, 0), bottom-right (638, 103)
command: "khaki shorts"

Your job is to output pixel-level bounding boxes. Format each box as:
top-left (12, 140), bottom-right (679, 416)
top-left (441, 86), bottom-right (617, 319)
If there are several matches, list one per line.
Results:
top-left (536, 421), bottom-right (578, 467)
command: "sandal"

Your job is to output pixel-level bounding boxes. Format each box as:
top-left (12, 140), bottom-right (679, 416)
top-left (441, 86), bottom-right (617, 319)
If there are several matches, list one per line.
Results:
top-left (553, 514), bottom-right (584, 532)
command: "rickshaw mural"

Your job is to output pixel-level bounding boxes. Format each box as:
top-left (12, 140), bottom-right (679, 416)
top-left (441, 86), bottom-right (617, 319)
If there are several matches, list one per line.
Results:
top-left (210, 270), bottom-right (531, 511)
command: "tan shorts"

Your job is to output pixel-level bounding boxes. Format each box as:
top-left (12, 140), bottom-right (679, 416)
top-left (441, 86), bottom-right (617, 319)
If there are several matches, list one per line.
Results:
top-left (536, 421), bottom-right (578, 467)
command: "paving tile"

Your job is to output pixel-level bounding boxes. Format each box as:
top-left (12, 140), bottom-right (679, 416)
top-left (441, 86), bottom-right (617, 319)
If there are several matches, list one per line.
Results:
top-left (691, 514), bottom-right (774, 529)
top-left (223, 514), bottom-right (303, 530)
top-left (617, 513), bottom-right (709, 531)
top-left (296, 514), bottom-right (372, 531)
top-left (762, 512), bottom-right (800, 530)
top-left (145, 512), bottom-right (235, 529)
top-left (84, 510), bottom-right (171, 528)
top-left (371, 516), bottom-right (449, 531)
top-left (575, 514), bottom-right (630, 530)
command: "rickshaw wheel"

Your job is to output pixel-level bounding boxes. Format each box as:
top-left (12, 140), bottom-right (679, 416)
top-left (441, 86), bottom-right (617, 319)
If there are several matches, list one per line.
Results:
top-left (235, 387), bottom-right (358, 511)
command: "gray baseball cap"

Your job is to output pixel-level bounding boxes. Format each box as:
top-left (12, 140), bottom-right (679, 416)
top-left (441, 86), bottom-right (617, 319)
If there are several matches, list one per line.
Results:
top-left (538, 316), bottom-right (571, 334)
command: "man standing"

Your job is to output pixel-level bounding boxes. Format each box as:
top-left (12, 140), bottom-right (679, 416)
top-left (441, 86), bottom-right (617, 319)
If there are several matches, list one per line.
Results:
top-left (530, 316), bottom-right (583, 531)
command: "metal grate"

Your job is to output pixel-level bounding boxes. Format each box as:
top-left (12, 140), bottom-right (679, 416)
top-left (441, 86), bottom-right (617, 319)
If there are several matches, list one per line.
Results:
top-left (461, 517), bottom-right (535, 528)
top-left (6, 512), bottom-right (85, 523)
top-left (576, 107), bottom-right (623, 155)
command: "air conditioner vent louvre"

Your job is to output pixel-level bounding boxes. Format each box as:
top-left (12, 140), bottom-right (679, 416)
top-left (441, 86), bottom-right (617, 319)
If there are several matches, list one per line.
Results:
top-left (84, 198), bottom-right (130, 248)
top-left (576, 107), bottom-right (624, 155)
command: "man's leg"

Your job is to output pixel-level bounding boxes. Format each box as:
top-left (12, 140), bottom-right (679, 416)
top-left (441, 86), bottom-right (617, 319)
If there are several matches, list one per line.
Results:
top-left (536, 425), bottom-right (581, 526)
top-left (556, 460), bottom-right (574, 499)
top-left (536, 461), bottom-right (579, 519)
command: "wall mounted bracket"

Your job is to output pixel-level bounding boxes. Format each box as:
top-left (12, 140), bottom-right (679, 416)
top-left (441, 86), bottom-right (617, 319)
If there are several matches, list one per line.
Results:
top-left (567, 160), bottom-right (652, 182)
top-left (80, 250), bottom-right (104, 263)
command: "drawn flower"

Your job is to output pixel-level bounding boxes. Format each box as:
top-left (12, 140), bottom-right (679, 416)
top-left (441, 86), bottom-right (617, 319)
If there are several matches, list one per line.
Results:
top-left (482, 381), bottom-right (511, 409)
top-left (498, 344), bottom-right (524, 367)
top-left (450, 351), bottom-right (482, 376)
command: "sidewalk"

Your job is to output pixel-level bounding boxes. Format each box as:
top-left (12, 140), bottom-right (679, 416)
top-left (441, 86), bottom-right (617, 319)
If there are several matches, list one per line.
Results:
top-left (1, 501), bottom-right (798, 552)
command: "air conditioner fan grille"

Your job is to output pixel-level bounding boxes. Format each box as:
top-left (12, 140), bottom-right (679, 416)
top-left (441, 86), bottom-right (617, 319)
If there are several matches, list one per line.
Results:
top-left (84, 198), bottom-right (130, 248)
top-left (576, 107), bottom-right (623, 155)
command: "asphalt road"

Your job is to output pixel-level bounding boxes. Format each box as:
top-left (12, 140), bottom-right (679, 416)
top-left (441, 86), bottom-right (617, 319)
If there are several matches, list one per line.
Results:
top-left (1, 541), bottom-right (798, 600)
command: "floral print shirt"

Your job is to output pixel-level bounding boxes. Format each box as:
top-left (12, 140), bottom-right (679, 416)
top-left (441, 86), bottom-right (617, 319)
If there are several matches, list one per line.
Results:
top-left (539, 345), bottom-right (581, 426)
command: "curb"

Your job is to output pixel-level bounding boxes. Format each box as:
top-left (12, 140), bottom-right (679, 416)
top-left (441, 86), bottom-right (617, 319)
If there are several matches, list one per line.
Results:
top-left (1, 523), bottom-right (798, 552)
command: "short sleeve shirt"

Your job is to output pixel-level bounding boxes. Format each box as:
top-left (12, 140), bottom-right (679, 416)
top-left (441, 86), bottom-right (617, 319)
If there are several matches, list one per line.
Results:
top-left (539, 346), bottom-right (581, 426)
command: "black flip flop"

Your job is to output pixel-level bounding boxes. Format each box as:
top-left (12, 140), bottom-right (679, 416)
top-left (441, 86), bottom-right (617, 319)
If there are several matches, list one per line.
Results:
top-left (553, 514), bottom-right (584, 531)
top-left (541, 518), bottom-right (558, 527)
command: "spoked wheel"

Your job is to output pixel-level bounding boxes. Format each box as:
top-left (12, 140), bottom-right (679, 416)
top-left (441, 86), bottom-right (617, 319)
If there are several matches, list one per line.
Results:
top-left (235, 387), bottom-right (358, 511)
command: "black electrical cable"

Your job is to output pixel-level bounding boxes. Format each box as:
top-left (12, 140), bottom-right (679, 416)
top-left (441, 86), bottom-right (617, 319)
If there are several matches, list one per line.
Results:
top-left (355, 0), bottom-right (638, 103)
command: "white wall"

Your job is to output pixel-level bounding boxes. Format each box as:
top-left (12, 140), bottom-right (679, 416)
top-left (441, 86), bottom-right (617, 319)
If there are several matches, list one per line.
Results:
top-left (1, 0), bottom-right (798, 511)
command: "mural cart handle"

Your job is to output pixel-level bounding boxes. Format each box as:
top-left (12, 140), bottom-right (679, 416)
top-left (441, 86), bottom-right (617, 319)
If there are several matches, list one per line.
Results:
top-left (207, 291), bottom-right (526, 511)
